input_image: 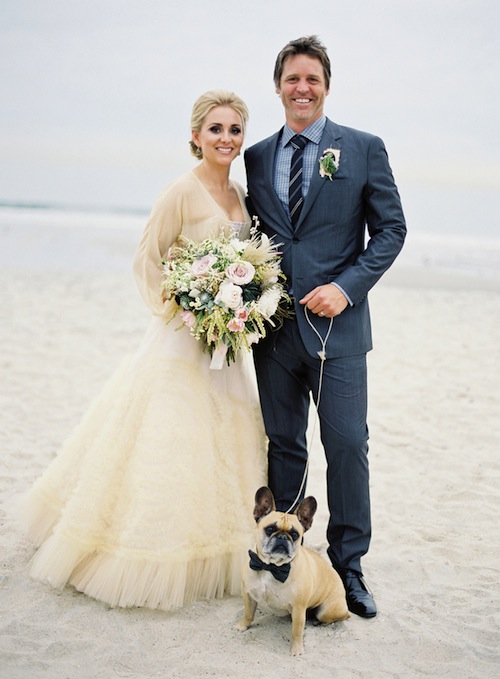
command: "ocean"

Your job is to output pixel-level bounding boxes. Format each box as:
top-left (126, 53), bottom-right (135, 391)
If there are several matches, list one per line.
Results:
top-left (1, 192), bottom-right (499, 283)
top-left (0, 204), bottom-right (144, 273)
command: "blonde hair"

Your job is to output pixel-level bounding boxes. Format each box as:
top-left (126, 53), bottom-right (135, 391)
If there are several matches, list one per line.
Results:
top-left (189, 89), bottom-right (249, 159)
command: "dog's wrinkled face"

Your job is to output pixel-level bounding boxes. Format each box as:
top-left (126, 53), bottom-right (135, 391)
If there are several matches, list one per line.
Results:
top-left (252, 486), bottom-right (318, 567)
top-left (258, 512), bottom-right (303, 566)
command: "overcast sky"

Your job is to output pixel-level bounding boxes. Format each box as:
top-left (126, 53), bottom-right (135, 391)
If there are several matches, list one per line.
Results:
top-left (1, 0), bottom-right (499, 223)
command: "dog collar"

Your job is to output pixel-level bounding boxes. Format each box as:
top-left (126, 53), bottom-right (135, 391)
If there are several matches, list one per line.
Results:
top-left (248, 549), bottom-right (291, 583)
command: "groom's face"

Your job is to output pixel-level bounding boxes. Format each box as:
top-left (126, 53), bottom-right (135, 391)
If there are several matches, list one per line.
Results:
top-left (276, 54), bottom-right (329, 132)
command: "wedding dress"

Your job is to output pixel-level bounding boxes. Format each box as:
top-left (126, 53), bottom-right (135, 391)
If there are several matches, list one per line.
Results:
top-left (21, 172), bottom-right (267, 611)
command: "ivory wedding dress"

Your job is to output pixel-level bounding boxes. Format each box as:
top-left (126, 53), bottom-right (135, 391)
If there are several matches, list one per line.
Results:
top-left (21, 172), bottom-right (267, 611)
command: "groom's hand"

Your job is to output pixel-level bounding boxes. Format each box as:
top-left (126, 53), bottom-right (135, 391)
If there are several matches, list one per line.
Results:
top-left (299, 285), bottom-right (348, 318)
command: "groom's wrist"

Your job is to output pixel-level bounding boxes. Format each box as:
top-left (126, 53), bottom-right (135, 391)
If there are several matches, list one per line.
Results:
top-left (330, 282), bottom-right (353, 306)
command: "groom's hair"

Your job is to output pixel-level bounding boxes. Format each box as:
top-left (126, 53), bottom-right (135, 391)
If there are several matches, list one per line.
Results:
top-left (273, 35), bottom-right (331, 90)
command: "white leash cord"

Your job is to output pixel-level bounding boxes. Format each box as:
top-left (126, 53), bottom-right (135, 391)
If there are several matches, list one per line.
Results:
top-left (284, 307), bottom-right (334, 513)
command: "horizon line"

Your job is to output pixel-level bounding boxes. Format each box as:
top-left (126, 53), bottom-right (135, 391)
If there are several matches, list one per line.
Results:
top-left (0, 199), bottom-right (149, 216)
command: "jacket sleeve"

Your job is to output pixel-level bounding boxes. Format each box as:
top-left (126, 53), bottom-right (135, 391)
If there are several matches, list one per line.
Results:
top-left (334, 135), bottom-right (406, 305)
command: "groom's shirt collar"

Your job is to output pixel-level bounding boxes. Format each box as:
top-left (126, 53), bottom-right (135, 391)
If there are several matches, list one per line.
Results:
top-left (280, 115), bottom-right (326, 148)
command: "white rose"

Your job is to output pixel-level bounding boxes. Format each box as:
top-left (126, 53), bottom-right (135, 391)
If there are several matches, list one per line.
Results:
top-left (215, 280), bottom-right (243, 310)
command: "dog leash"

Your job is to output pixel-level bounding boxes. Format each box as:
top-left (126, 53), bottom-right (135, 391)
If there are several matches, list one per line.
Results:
top-left (284, 307), bottom-right (334, 513)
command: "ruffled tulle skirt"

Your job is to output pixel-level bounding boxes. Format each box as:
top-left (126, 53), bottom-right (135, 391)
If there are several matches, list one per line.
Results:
top-left (21, 316), bottom-right (267, 611)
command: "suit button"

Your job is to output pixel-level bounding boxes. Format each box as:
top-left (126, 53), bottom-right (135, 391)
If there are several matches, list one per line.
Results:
top-left (292, 237), bottom-right (299, 244)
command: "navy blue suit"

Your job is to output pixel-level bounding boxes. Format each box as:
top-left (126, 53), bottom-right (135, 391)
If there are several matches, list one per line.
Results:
top-left (245, 118), bottom-right (406, 572)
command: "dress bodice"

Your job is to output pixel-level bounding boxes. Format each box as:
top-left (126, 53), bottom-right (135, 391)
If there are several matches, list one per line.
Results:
top-left (229, 221), bottom-right (249, 239)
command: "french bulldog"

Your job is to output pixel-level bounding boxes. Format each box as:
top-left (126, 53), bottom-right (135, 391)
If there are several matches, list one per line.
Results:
top-left (236, 486), bottom-right (349, 655)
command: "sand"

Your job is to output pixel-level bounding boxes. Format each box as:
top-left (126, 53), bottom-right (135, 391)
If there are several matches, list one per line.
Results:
top-left (1, 219), bottom-right (499, 678)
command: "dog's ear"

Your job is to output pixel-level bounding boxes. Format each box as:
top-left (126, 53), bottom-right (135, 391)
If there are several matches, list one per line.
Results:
top-left (296, 496), bottom-right (317, 532)
top-left (253, 486), bottom-right (276, 522)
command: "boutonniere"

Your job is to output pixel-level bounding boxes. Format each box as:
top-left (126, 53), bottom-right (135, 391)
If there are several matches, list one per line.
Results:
top-left (319, 148), bottom-right (341, 180)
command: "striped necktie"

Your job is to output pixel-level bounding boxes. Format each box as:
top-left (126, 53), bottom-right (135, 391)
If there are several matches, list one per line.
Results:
top-left (288, 134), bottom-right (307, 227)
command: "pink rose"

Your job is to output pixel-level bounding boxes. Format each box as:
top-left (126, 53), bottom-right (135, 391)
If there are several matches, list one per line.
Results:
top-left (190, 254), bottom-right (217, 276)
top-left (235, 307), bottom-right (249, 321)
top-left (180, 310), bottom-right (197, 328)
top-left (227, 317), bottom-right (245, 332)
top-left (225, 261), bottom-right (255, 285)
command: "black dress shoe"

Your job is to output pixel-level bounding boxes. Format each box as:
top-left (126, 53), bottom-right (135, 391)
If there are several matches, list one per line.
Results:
top-left (339, 569), bottom-right (377, 618)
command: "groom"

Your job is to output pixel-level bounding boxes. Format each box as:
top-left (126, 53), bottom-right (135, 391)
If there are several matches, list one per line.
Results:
top-left (245, 36), bottom-right (406, 618)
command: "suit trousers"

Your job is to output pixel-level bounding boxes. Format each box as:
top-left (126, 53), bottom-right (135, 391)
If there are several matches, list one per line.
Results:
top-left (253, 316), bottom-right (371, 573)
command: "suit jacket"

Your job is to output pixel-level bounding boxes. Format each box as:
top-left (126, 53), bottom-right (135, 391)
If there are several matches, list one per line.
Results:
top-left (245, 117), bottom-right (406, 359)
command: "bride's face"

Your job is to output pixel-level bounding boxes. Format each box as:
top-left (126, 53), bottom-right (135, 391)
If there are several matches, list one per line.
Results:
top-left (192, 106), bottom-right (244, 166)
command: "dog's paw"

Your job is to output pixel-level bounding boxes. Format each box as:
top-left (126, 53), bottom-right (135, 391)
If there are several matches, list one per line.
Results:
top-left (234, 619), bottom-right (251, 632)
top-left (291, 641), bottom-right (304, 656)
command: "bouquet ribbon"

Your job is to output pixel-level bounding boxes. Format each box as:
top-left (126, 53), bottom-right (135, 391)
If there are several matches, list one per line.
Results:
top-left (209, 342), bottom-right (229, 370)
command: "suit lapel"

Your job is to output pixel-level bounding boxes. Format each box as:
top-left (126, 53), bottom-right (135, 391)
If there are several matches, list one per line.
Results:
top-left (295, 119), bottom-right (343, 230)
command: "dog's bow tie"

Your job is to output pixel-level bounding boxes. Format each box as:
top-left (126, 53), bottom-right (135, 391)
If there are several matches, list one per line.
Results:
top-left (248, 549), bottom-right (291, 583)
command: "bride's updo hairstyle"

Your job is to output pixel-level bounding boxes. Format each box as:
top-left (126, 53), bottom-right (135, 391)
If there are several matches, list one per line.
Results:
top-left (189, 89), bottom-right (249, 159)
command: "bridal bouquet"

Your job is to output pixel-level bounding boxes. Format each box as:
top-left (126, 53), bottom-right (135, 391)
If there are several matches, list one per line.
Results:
top-left (161, 226), bottom-right (290, 368)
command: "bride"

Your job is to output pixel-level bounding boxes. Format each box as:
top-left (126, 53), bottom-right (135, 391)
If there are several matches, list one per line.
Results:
top-left (21, 90), bottom-right (267, 611)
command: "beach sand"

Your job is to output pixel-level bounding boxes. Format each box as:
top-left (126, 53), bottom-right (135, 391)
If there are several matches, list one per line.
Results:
top-left (1, 219), bottom-right (499, 678)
